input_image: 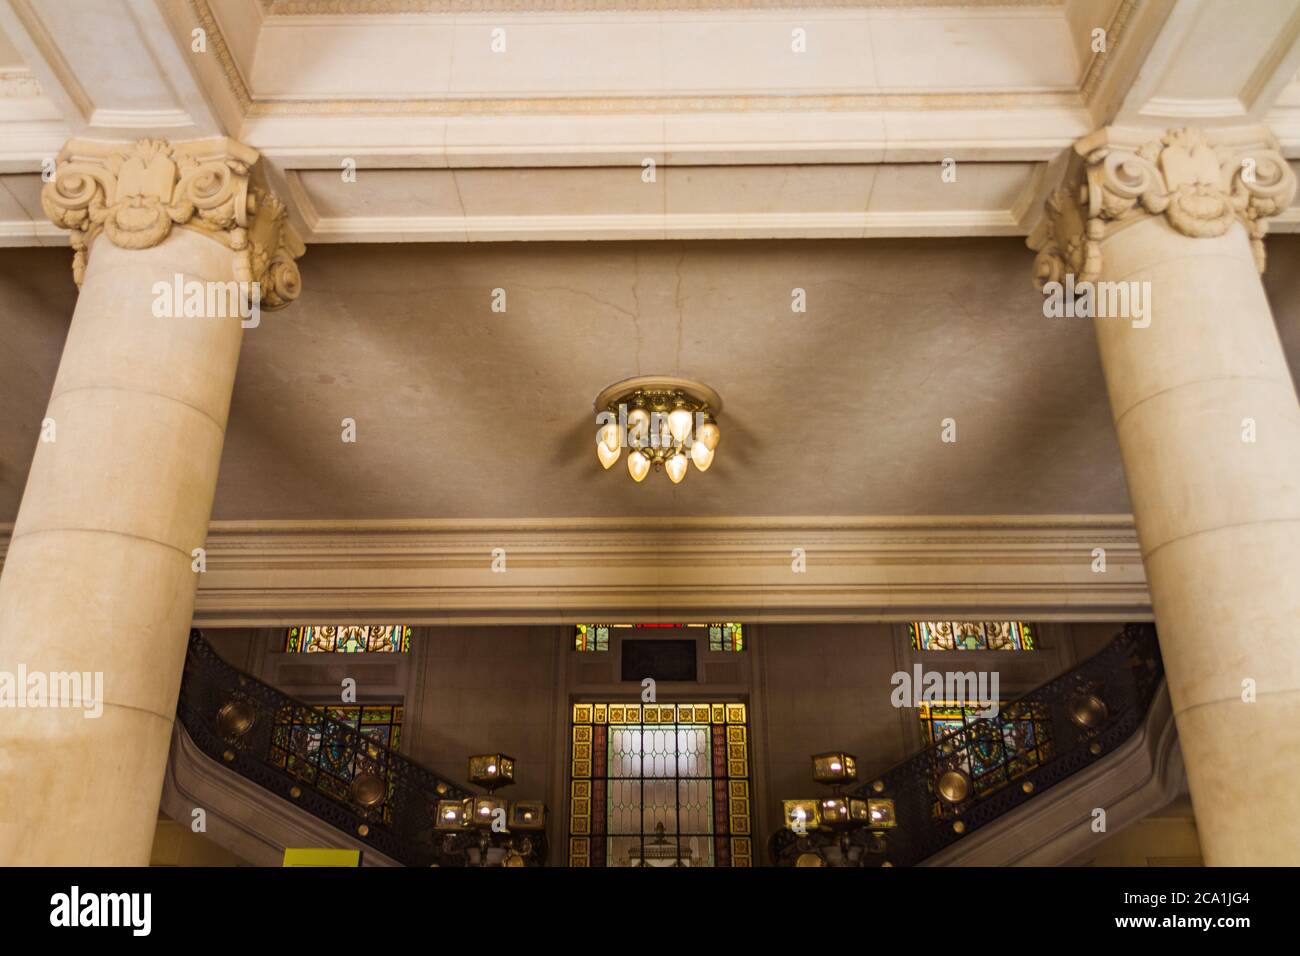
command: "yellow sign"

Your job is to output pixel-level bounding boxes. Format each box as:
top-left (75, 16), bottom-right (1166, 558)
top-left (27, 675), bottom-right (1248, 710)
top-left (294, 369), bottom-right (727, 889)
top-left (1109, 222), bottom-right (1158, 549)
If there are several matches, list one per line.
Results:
top-left (282, 848), bottom-right (362, 867)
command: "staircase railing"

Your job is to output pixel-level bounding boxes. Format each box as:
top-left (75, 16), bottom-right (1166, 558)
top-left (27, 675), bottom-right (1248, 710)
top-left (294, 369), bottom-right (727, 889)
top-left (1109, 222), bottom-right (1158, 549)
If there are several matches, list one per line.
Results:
top-left (177, 628), bottom-right (547, 866)
top-left (770, 623), bottom-right (1164, 866)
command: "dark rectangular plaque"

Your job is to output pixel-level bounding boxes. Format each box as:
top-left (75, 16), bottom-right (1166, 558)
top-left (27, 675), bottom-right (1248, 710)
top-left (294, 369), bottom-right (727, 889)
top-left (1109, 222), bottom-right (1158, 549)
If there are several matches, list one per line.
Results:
top-left (620, 639), bottom-right (697, 682)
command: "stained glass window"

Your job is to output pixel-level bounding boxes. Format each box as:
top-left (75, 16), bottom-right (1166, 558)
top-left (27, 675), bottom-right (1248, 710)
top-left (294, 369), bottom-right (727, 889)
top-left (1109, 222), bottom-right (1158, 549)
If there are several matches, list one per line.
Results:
top-left (707, 623), bottom-right (743, 652)
top-left (575, 624), bottom-right (618, 652)
top-left (270, 703), bottom-right (403, 817)
top-left (909, 621), bottom-right (1034, 651)
top-left (569, 702), bottom-right (751, 867)
top-left (574, 623), bottom-right (745, 652)
top-left (286, 625), bottom-right (411, 653)
top-left (918, 700), bottom-right (1052, 800)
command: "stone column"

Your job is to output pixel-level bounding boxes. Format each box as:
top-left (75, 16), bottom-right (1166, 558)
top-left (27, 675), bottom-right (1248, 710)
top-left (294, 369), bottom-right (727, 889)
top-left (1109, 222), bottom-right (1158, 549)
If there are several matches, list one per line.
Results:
top-left (1032, 126), bottom-right (1300, 865)
top-left (0, 138), bottom-right (303, 865)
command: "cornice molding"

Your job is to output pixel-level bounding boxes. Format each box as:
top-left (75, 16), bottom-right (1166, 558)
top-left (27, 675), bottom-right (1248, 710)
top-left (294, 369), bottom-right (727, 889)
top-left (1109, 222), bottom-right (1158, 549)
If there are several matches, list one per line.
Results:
top-left (190, 0), bottom-right (1094, 119)
top-left (0, 515), bottom-right (1152, 625)
top-left (40, 136), bottom-right (305, 305)
top-left (0, 515), bottom-right (1151, 624)
top-left (1077, 0), bottom-right (1141, 108)
top-left (1030, 125), bottom-right (1298, 286)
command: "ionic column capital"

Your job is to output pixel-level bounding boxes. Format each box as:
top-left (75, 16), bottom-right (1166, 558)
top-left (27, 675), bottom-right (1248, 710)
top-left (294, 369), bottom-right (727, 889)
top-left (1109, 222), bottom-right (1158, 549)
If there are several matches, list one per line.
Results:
top-left (41, 136), bottom-right (305, 309)
top-left (1029, 125), bottom-right (1296, 287)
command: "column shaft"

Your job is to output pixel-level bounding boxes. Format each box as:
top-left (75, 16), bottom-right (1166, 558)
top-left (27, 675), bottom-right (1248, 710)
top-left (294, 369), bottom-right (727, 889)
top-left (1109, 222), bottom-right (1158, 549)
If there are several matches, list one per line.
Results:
top-left (1093, 217), bottom-right (1300, 864)
top-left (0, 230), bottom-right (243, 864)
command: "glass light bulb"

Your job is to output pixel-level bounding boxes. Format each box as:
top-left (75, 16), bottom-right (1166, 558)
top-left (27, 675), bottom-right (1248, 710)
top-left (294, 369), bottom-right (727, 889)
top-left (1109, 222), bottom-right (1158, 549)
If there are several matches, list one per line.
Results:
top-left (666, 453), bottom-right (688, 484)
top-left (697, 421), bottom-right (720, 451)
top-left (627, 450), bottom-right (650, 482)
top-left (597, 439), bottom-right (620, 469)
top-left (690, 441), bottom-right (714, 471)
top-left (668, 408), bottom-right (693, 443)
top-left (599, 422), bottom-right (621, 452)
top-left (627, 408), bottom-right (650, 445)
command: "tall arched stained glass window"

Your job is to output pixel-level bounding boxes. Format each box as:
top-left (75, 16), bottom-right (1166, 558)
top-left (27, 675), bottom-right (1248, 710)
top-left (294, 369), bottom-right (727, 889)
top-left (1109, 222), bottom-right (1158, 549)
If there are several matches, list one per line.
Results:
top-left (910, 621), bottom-right (1034, 651)
top-left (285, 625), bottom-right (411, 653)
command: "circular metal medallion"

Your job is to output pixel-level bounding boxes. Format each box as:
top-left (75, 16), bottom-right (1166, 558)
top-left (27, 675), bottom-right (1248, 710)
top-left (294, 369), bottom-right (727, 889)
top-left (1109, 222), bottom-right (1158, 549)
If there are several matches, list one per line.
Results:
top-left (350, 773), bottom-right (386, 808)
top-left (1069, 693), bottom-right (1109, 729)
top-left (937, 770), bottom-right (971, 804)
top-left (216, 699), bottom-right (256, 739)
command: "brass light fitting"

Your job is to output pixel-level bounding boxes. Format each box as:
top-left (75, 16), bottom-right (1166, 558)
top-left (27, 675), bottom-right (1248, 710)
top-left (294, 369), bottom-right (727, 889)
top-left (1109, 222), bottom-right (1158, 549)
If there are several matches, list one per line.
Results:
top-left (593, 376), bottom-right (723, 484)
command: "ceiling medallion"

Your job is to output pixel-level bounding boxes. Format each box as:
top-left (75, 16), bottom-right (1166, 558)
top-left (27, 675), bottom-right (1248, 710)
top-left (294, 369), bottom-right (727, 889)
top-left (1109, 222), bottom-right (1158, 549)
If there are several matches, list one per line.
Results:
top-left (593, 376), bottom-right (723, 484)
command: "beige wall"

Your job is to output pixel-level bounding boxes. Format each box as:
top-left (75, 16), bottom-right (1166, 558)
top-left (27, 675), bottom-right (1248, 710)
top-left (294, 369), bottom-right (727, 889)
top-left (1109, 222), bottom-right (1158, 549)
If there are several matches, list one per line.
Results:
top-left (1072, 796), bottom-right (1202, 867)
top-left (150, 817), bottom-right (248, 867)
top-left (4, 236), bottom-right (1300, 528)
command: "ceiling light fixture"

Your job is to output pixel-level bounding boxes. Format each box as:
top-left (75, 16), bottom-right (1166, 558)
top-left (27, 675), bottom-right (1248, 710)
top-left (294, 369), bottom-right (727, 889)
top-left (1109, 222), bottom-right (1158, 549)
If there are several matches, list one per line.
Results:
top-left (593, 376), bottom-right (723, 484)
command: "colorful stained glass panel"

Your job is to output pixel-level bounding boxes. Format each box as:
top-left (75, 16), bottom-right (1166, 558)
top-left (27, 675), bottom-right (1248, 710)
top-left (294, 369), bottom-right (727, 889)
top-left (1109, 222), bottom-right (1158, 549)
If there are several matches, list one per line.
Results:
top-left (909, 621), bottom-right (1034, 651)
top-left (574, 623), bottom-right (745, 652)
top-left (286, 625), bottom-right (411, 653)
top-left (917, 700), bottom-right (1052, 798)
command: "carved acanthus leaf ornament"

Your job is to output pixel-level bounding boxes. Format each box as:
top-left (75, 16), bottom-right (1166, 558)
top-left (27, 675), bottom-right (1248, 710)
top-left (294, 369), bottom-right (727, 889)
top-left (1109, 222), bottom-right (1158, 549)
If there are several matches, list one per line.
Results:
top-left (1031, 127), bottom-right (1296, 288)
top-left (41, 137), bottom-right (305, 310)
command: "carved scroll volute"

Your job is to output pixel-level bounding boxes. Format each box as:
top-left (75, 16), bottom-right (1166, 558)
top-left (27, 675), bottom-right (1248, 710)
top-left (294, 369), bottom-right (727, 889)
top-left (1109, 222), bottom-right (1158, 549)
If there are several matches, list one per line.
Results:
top-left (40, 137), bottom-right (304, 310)
top-left (1030, 126), bottom-right (1297, 286)
top-left (1222, 147), bottom-right (1297, 273)
top-left (238, 186), bottom-right (306, 311)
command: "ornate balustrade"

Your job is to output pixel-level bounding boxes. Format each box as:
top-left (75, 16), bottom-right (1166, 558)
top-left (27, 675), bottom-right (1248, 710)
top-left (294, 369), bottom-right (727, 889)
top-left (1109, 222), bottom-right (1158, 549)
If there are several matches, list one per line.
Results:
top-left (177, 628), bottom-right (547, 866)
top-left (771, 623), bottom-right (1164, 867)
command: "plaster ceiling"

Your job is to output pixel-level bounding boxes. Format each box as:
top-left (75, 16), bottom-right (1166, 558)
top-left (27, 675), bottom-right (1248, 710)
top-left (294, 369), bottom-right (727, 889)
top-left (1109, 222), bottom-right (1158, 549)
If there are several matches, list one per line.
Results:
top-left (1, 235), bottom-right (1297, 524)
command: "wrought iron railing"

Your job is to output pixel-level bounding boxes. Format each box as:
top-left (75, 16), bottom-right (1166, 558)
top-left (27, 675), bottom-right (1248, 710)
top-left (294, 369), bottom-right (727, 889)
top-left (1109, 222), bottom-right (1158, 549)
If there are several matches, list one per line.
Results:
top-left (770, 623), bottom-right (1163, 867)
top-left (177, 628), bottom-right (547, 866)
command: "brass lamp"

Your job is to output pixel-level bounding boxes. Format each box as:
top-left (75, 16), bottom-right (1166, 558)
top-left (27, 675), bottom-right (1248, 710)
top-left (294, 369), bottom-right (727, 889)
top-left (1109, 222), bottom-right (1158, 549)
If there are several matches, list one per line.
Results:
top-left (468, 754), bottom-right (515, 792)
top-left (430, 753), bottom-right (548, 867)
top-left (778, 751), bottom-right (896, 867)
top-left (867, 798), bottom-right (897, 829)
top-left (470, 795), bottom-right (509, 828)
top-left (782, 799), bottom-right (820, 831)
top-left (812, 752), bottom-right (858, 785)
top-left (435, 799), bottom-right (469, 830)
top-left (510, 801), bottom-right (546, 831)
